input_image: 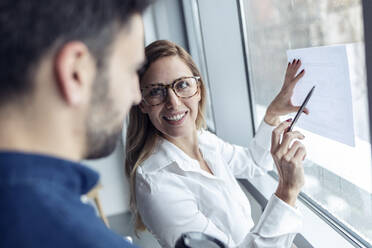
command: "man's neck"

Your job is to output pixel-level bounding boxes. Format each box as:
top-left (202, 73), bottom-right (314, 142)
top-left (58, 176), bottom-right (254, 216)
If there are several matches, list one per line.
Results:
top-left (0, 110), bottom-right (83, 161)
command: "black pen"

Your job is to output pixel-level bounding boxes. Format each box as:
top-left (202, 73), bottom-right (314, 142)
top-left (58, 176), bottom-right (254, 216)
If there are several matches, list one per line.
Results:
top-left (288, 85), bottom-right (315, 132)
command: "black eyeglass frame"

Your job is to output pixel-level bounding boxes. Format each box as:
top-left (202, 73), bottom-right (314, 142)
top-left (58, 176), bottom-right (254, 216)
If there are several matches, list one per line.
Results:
top-left (141, 76), bottom-right (201, 106)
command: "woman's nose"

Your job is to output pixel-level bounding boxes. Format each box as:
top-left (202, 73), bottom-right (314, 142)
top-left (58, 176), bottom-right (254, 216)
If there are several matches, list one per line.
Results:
top-left (165, 88), bottom-right (181, 109)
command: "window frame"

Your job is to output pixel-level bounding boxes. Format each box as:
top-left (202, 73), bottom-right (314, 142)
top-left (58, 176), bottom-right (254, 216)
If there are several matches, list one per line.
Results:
top-left (182, 0), bottom-right (372, 247)
top-left (237, 0), bottom-right (372, 246)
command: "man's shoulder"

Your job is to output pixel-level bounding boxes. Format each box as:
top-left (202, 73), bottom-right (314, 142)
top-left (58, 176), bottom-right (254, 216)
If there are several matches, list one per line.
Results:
top-left (0, 184), bottom-right (138, 248)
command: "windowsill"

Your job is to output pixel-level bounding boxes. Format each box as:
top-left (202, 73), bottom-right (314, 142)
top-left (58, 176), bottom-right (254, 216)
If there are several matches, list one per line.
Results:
top-left (239, 173), bottom-right (357, 248)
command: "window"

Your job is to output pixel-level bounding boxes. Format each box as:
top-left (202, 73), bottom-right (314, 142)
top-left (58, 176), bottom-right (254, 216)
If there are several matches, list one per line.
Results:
top-left (241, 0), bottom-right (372, 245)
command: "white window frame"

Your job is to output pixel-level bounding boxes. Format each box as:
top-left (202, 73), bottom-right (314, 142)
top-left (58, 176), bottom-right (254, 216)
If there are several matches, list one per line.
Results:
top-left (181, 0), bottom-right (372, 247)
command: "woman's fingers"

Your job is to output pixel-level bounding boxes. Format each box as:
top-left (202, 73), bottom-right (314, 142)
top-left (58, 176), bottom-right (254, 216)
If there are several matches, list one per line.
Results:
top-left (285, 60), bottom-right (296, 76)
top-left (292, 68), bottom-right (305, 83)
top-left (289, 105), bottom-right (309, 115)
top-left (276, 131), bottom-right (305, 158)
top-left (294, 59), bottom-right (302, 71)
top-left (281, 141), bottom-right (304, 163)
top-left (285, 60), bottom-right (295, 80)
top-left (281, 131), bottom-right (305, 150)
top-left (302, 107), bottom-right (310, 115)
top-left (294, 145), bottom-right (307, 162)
top-left (264, 59), bottom-right (307, 123)
top-left (286, 60), bottom-right (304, 84)
top-left (271, 120), bottom-right (292, 153)
top-left (287, 59), bottom-right (300, 74)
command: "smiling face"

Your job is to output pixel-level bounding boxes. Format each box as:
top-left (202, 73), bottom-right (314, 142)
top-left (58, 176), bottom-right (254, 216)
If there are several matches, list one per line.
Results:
top-left (140, 55), bottom-right (201, 140)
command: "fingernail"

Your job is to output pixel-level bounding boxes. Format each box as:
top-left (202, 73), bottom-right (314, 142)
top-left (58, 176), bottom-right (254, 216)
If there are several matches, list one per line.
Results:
top-left (286, 118), bottom-right (292, 122)
top-left (292, 59), bottom-right (295, 63)
top-left (301, 69), bottom-right (304, 73)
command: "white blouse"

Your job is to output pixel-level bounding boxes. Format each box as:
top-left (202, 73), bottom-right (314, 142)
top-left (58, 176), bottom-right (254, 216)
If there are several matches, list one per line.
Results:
top-left (135, 121), bottom-right (302, 248)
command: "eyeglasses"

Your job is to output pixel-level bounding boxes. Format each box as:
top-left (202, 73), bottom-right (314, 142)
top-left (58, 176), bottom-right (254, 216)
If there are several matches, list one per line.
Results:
top-left (141, 76), bottom-right (200, 106)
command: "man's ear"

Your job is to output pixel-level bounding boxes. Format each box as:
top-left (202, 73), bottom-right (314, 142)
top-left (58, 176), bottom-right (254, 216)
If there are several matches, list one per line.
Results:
top-left (54, 41), bottom-right (95, 106)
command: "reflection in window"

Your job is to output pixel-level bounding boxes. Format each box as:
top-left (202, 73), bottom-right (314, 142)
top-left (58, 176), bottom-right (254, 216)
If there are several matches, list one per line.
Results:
top-left (241, 0), bottom-right (371, 244)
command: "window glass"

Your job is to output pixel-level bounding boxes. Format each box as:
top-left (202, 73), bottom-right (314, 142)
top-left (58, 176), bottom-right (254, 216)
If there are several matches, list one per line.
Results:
top-left (242, 0), bottom-right (371, 243)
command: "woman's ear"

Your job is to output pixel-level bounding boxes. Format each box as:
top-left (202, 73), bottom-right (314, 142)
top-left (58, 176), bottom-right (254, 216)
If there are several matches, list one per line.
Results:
top-left (139, 101), bottom-right (148, 114)
top-left (196, 86), bottom-right (202, 102)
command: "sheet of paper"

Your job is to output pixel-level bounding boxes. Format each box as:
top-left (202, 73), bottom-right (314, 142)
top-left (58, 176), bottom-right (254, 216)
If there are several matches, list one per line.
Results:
top-left (287, 45), bottom-right (355, 146)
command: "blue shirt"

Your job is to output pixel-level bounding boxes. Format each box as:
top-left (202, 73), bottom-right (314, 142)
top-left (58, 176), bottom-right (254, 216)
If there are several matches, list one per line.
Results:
top-left (0, 151), bottom-right (137, 248)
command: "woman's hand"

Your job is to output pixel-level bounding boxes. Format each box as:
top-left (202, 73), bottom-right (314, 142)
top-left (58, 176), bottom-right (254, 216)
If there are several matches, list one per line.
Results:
top-left (264, 59), bottom-right (308, 126)
top-left (271, 120), bottom-right (306, 207)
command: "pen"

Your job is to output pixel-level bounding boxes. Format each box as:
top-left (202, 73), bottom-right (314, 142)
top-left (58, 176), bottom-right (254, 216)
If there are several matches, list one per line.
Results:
top-left (288, 85), bottom-right (315, 132)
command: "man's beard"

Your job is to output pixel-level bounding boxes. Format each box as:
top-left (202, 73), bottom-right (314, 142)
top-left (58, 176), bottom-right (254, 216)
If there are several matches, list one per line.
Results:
top-left (84, 68), bottom-right (123, 159)
top-left (85, 124), bottom-right (122, 159)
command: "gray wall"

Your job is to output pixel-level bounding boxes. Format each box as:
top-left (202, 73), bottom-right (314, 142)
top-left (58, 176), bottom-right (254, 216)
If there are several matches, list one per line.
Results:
top-left (84, 0), bottom-right (189, 218)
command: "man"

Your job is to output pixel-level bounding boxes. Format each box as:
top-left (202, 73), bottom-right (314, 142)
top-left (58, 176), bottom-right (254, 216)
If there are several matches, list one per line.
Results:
top-left (0, 0), bottom-right (151, 247)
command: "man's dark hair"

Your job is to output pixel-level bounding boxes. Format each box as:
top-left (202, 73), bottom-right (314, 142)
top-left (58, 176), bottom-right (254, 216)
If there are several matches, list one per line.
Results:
top-left (0, 0), bottom-right (151, 103)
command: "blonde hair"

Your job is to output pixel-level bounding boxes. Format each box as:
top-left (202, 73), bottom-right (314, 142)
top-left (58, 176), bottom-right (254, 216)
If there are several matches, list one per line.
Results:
top-left (125, 40), bottom-right (207, 233)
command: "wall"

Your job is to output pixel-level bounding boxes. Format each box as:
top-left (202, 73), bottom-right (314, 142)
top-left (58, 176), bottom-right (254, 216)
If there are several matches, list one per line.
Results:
top-left (83, 0), bottom-right (188, 218)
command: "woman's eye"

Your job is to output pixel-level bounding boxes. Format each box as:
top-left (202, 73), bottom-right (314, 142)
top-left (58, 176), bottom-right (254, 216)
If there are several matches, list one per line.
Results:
top-left (176, 81), bottom-right (190, 90)
top-left (149, 88), bottom-right (164, 97)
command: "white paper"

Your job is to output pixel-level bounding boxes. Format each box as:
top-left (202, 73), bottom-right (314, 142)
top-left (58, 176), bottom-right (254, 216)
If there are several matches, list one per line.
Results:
top-left (287, 45), bottom-right (355, 146)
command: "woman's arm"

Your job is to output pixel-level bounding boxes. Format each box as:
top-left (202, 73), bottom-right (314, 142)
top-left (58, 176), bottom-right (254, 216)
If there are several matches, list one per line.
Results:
top-left (218, 60), bottom-right (308, 177)
top-left (238, 194), bottom-right (302, 248)
top-left (271, 120), bottom-right (305, 207)
top-left (136, 171), bottom-right (302, 248)
top-left (238, 120), bottom-right (306, 248)
top-left (136, 170), bottom-right (303, 248)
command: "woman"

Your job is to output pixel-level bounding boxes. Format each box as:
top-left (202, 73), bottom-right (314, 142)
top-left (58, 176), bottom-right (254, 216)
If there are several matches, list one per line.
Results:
top-left (125, 40), bottom-right (307, 248)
